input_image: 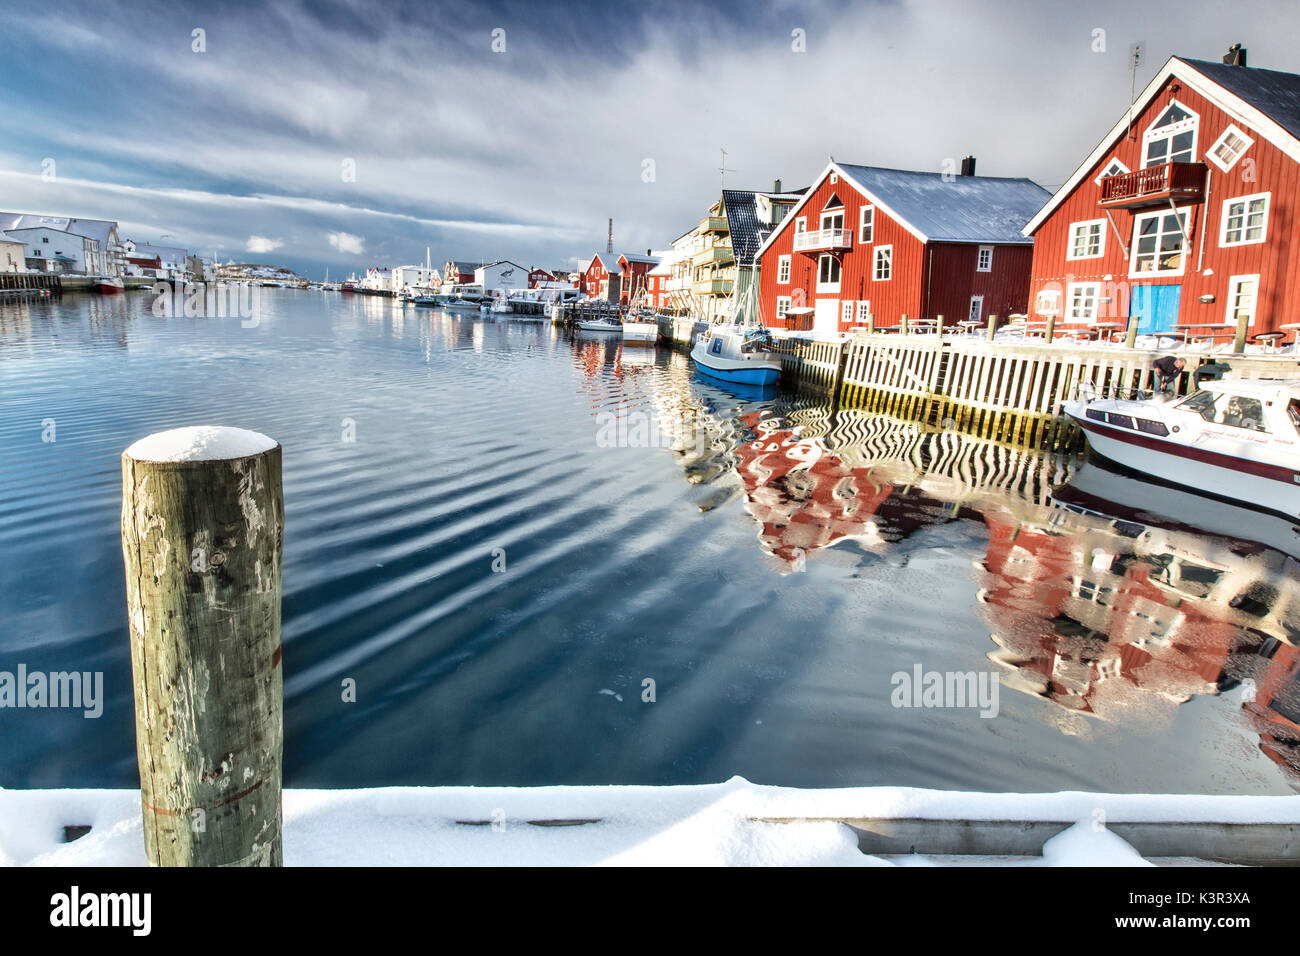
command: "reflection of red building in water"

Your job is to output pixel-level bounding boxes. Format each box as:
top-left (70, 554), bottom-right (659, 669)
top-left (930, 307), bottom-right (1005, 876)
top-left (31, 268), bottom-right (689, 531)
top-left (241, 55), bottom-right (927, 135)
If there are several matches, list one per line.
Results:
top-left (978, 507), bottom-right (1300, 784)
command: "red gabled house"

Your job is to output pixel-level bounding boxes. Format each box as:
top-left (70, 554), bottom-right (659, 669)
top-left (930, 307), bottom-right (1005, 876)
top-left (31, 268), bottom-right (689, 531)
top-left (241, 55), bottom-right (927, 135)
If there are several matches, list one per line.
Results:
top-left (582, 253), bottom-right (621, 301)
top-left (1024, 47), bottom-right (1300, 339)
top-left (528, 267), bottom-right (554, 288)
top-left (616, 252), bottom-right (659, 305)
top-left (755, 160), bottom-right (1049, 336)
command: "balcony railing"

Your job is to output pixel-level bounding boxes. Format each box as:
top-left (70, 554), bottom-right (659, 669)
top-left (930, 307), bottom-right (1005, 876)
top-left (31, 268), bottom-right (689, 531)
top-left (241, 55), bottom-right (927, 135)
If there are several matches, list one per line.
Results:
top-left (691, 278), bottom-right (733, 295)
top-left (1098, 161), bottom-right (1206, 208)
top-left (699, 216), bottom-right (729, 234)
top-left (793, 228), bottom-right (852, 252)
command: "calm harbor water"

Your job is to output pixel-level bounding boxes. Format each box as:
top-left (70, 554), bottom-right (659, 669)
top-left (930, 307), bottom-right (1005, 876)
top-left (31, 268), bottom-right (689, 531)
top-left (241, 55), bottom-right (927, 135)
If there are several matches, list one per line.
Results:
top-left (2, 289), bottom-right (1299, 794)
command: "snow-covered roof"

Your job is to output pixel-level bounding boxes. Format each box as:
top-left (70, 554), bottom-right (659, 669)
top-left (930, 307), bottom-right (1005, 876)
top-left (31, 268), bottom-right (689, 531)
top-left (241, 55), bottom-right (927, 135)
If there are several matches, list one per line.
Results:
top-left (0, 213), bottom-right (119, 244)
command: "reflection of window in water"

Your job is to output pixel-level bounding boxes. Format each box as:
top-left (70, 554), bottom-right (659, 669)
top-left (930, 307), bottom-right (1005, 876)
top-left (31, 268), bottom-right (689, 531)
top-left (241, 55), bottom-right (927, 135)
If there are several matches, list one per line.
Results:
top-left (1230, 583), bottom-right (1278, 618)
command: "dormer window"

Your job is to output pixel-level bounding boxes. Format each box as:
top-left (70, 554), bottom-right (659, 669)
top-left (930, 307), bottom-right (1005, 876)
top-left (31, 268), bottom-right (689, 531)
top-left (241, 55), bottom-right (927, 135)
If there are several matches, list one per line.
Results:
top-left (1094, 158), bottom-right (1130, 186)
top-left (1143, 100), bottom-right (1198, 168)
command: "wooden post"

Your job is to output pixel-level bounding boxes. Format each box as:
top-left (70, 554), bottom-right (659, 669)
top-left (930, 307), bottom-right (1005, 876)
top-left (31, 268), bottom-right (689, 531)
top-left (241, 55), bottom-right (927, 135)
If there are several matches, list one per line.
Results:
top-left (936, 314), bottom-right (945, 337)
top-left (1044, 313), bottom-right (1056, 344)
top-left (901, 313), bottom-right (909, 335)
top-left (987, 314), bottom-right (998, 342)
top-left (120, 426), bottom-right (284, 867)
top-left (866, 313), bottom-right (875, 336)
top-left (1233, 313), bottom-right (1250, 354)
top-left (1125, 315), bottom-right (1139, 349)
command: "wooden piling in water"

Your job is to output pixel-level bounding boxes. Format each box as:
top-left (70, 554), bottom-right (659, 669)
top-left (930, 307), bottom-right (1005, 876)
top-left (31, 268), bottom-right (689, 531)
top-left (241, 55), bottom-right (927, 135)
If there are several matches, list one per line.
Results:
top-left (120, 426), bottom-right (284, 867)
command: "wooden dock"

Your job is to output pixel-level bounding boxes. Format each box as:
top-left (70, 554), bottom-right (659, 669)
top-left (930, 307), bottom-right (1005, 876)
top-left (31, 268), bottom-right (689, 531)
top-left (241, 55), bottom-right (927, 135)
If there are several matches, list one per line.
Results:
top-left (648, 313), bottom-right (1300, 451)
top-left (0, 272), bottom-right (61, 302)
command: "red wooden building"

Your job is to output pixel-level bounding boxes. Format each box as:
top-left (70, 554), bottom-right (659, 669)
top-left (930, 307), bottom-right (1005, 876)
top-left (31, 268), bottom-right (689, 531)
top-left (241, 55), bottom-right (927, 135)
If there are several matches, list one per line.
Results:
top-left (580, 252), bottom-right (660, 303)
top-left (755, 160), bottom-right (1049, 336)
top-left (1024, 48), bottom-right (1300, 339)
top-left (616, 252), bottom-right (659, 305)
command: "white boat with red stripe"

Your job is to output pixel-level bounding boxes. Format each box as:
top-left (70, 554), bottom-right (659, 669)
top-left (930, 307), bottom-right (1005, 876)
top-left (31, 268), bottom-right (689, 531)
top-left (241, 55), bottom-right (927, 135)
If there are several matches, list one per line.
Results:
top-left (1063, 378), bottom-right (1300, 522)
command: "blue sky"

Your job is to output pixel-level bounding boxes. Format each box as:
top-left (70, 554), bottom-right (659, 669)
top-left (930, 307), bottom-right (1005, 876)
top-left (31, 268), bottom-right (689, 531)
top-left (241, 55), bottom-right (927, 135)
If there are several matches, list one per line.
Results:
top-left (1, 0), bottom-right (1297, 278)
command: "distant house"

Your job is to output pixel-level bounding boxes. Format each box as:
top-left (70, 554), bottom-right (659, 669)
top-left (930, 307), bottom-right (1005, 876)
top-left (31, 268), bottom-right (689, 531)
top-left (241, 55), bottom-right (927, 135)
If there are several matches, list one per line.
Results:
top-left (1024, 47), bottom-right (1300, 338)
top-left (474, 260), bottom-right (528, 293)
top-left (644, 248), bottom-right (681, 310)
top-left (362, 267), bottom-right (393, 292)
top-left (528, 267), bottom-right (554, 288)
top-left (391, 264), bottom-right (438, 294)
top-left (616, 252), bottom-right (660, 305)
top-left (582, 252), bottom-right (623, 302)
top-left (442, 260), bottom-right (479, 285)
top-left (755, 161), bottom-right (1048, 336)
top-left (122, 240), bottom-right (188, 280)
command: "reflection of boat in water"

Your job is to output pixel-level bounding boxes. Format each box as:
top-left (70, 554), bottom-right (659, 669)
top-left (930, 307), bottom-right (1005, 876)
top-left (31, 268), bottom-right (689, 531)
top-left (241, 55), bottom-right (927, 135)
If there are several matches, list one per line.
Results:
top-left (691, 323), bottom-right (781, 386)
top-left (1055, 461), bottom-right (1300, 559)
top-left (1063, 378), bottom-right (1300, 522)
top-left (693, 372), bottom-right (775, 404)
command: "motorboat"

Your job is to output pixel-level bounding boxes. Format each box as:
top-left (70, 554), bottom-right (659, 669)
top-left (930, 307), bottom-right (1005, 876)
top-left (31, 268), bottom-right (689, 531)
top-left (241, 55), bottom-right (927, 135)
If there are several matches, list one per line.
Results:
top-left (576, 317), bottom-right (622, 332)
top-left (90, 276), bottom-right (125, 294)
top-left (690, 322), bottom-right (781, 386)
top-left (1062, 377), bottom-right (1300, 521)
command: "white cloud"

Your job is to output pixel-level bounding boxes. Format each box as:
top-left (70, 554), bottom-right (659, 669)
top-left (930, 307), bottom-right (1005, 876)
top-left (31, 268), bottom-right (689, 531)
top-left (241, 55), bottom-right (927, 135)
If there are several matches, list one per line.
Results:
top-left (246, 235), bottom-right (283, 254)
top-left (327, 231), bottom-right (365, 255)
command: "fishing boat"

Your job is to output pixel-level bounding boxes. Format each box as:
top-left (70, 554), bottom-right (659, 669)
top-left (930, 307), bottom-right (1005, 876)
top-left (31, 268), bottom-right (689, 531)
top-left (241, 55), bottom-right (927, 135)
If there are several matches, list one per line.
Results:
top-left (1062, 377), bottom-right (1300, 521)
top-left (691, 322), bottom-right (781, 386)
top-left (90, 276), bottom-right (125, 295)
top-left (622, 320), bottom-right (658, 345)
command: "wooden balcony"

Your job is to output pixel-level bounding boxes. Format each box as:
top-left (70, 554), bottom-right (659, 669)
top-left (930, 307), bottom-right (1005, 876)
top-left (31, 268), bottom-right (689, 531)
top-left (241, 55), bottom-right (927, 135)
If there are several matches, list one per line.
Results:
top-left (691, 278), bottom-right (733, 295)
top-left (699, 216), bottom-right (729, 234)
top-left (1098, 162), bottom-right (1206, 209)
top-left (793, 228), bottom-right (852, 253)
top-left (691, 245), bottom-right (734, 266)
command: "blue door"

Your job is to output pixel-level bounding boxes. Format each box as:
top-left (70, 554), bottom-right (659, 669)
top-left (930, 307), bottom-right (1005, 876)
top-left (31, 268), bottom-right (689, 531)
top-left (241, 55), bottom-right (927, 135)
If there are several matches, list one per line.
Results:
top-left (1129, 284), bottom-right (1181, 335)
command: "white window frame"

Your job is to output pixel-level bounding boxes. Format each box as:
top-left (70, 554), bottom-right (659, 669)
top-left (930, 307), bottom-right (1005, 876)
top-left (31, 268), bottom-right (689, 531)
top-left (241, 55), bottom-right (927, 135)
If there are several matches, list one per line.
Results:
top-left (820, 209), bottom-right (845, 232)
top-left (1142, 99), bottom-right (1199, 168)
top-left (795, 217), bottom-right (807, 234)
top-left (873, 245), bottom-right (892, 281)
top-left (968, 295), bottom-right (984, 322)
top-left (1224, 274), bottom-right (1260, 328)
top-left (1066, 219), bottom-right (1106, 260)
top-left (976, 246), bottom-right (993, 272)
top-left (816, 253), bottom-right (841, 293)
top-left (1129, 208), bottom-right (1190, 278)
top-left (776, 295), bottom-right (792, 320)
top-left (777, 254), bottom-right (791, 284)
top-left (841, 300), bottom-right (854, 324)
top-left (830, 172), bottom-right (839, 184)
top-left (1094, 158), bottom-right (1131, 186)
top-left (1035, 288), bottom-right (1061, 317)
top-left (859, 205), bottom-right (874, 243)
top-left (1207, 124), bottom-right (1254, 173)
top-left (1066, 281), bottom-right (1102, 324)
top-left (1220, 192), bottom-right (1270, 247)
top-left (856, 300), bottom-right (871, 323)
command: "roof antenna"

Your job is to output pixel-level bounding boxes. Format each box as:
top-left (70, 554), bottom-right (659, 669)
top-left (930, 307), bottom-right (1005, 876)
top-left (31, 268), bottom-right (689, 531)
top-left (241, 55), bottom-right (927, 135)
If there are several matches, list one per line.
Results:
top-left (1127, 41), bottom-right (1143, 140)
top-left (719, 148), bottom-right (736, 189)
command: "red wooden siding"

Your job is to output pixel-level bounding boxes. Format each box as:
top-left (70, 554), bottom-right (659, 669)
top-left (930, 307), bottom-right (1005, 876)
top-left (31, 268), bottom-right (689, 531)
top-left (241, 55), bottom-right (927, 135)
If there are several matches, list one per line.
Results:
top-left (1027, 73), bottom-right (1300, 335)
top-left (757, 168), bottom-right (1036, 332)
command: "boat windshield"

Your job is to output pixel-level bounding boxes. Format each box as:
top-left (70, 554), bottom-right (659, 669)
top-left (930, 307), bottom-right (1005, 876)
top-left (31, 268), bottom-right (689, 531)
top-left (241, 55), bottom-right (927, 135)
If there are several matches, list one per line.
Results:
top-left (1290, 399), bottom-right (1300, 437)
top-left (1177, 391), bottom-right (1217, 421)
top-left (1178, 389), bottom-right (1269, 432)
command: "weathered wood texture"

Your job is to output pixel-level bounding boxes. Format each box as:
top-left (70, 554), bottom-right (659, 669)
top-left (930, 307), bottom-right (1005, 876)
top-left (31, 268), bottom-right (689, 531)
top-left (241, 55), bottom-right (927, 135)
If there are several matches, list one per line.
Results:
top-left (120, 444), bottom-right (284, 866)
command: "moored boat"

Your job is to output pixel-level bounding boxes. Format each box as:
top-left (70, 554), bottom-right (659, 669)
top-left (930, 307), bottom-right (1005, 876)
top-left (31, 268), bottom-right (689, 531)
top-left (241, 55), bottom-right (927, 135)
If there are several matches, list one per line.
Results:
top-left (690, 323), bottom-right (781, 386)
top-left (622, 321), bottom-right (658, 345)
top-left (90, 276), bottom-right (125, 295)
top-left (1062, 377), bottom-right (1300, 521)
top-left (576, 318), bottom-right (622, 332)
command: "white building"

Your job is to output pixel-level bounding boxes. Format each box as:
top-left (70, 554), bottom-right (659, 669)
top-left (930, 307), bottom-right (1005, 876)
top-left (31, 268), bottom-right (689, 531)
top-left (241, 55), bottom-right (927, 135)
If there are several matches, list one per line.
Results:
top-left (0, 239), bottom-right (27, 273)
top-left (0, 213), bottom-right (123, 275)
top-left (391, 264), bottom-right (439, 295)
top-left (122, 240), bottom-right (189, 280)
top-left (474, 260), bottom-right (528, 293)
top-left (362, 267), bottom-right (394, 292)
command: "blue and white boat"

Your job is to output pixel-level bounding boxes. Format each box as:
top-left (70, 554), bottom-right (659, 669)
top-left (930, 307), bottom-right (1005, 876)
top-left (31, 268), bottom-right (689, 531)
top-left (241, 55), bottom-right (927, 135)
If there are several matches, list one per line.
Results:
top-left (691, 323), bottom-right (781, 386)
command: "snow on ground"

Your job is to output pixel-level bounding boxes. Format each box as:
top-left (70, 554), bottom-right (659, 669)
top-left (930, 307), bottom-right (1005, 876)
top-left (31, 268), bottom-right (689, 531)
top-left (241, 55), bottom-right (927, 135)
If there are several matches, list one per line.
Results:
top-left (2, 777), bottom-right (1296, 866)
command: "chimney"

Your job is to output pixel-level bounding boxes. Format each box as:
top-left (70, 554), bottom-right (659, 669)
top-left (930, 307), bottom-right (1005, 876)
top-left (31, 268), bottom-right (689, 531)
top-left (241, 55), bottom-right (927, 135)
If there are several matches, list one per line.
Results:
top-left (774, 178), bottom-right (783, 193)
top-left (960, 156), bottom-right (977, 177)
top-left (1223, 43), bottom-right (1247, 66)
top-left (646, 248), bottom-right (652, 256)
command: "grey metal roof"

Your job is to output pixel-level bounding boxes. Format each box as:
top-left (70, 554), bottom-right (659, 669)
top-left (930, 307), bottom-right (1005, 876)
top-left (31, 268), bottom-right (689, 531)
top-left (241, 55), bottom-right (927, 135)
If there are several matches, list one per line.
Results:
top-left (447, 260), bottom-right (480, 273)
top-left (834, 165), bottom-right (1050, 244)
top-left (1182, 58), bottom-right (1300, 142)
